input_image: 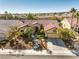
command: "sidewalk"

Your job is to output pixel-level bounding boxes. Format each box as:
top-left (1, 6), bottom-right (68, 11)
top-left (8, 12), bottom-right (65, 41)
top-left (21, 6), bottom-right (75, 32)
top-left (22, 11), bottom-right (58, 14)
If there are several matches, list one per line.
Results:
top-left (0, 49), bottom-right (50, 55)
top-left (0, 39), bottom-right (76, 56)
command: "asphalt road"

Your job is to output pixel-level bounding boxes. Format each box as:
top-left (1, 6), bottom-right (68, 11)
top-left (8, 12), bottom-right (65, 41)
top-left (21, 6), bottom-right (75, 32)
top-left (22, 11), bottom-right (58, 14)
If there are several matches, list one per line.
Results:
top-left (0, 55), bottom-right (78, 59)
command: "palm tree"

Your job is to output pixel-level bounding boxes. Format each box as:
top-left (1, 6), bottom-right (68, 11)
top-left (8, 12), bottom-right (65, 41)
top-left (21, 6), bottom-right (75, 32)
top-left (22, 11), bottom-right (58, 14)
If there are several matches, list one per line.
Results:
top-left (70, 8), bottom-right (77, 28)
top-left (76, 12), bottom-right (79, 27)
top-left (4, 11), bottom-right (8, 20)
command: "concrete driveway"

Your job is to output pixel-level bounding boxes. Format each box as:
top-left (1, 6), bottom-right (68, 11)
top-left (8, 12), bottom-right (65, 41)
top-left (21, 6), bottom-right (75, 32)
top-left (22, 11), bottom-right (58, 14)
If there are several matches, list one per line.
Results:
top-left (47, 38), bottom-right (76, 56)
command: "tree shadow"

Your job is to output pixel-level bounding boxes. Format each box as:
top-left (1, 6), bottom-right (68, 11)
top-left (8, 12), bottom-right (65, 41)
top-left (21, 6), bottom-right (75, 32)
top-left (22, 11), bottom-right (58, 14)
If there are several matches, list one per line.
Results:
top-left (47, 38), bottom-right (78, 56)
top-left (47, 38), bottom-right (66, 48)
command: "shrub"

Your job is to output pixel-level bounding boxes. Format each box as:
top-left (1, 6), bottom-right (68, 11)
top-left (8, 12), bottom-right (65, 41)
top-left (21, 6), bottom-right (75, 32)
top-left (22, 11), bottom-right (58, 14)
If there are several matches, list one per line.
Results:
top-left (57, 28), bottom-right (77, 40)
top-left (57, 28), bottom-right (78, 48)
top-left (38, 24), bottom-right (45, 39)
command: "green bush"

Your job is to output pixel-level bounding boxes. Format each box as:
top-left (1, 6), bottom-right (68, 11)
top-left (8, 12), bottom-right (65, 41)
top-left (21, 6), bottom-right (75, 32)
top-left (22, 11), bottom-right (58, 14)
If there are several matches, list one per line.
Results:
top-left (57, 28), bottom-right (77, 40)
top-left (51, 16), bottom-right (58, 20)
top-left (56, 28), bottom-right (78, 48)
top-left (38, 25), bottom-right (45, 39)
top-left (22, 27), bottom-right (34, 39)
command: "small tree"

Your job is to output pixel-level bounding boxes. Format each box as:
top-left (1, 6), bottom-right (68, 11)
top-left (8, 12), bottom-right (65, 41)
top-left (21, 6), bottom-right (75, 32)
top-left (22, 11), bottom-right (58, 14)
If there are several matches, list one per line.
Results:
top-left (57, 28), bottom-right (78, 48)
top-left (51, 16), bottom-right (64, 23)
top-left (4, 11), bottom-right (13, 20)
top-left (38, 24), bottom-right (45, 39)
top-left (27, 13), bottom-right (38, 20)
top-left (51, 16), bottom-right (58, 20)
top-left (57, 28), bottom-right (77, 40)
top-left (8, 13), bottom-right (13, 20)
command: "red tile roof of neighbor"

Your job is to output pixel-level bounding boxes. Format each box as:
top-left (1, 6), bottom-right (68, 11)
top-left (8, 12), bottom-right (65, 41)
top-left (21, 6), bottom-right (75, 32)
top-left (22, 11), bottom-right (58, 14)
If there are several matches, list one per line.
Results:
top-left (44, 23), bottom-right (57, 31)
top-left (21, 20), bottom-right (59, 30)
top-left (0, 20), bottom-right (23, 33)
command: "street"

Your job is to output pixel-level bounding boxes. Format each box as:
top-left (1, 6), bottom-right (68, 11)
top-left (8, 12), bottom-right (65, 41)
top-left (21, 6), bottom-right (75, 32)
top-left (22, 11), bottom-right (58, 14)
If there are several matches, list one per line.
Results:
top-left (0, 55), bottom-right (79, 59)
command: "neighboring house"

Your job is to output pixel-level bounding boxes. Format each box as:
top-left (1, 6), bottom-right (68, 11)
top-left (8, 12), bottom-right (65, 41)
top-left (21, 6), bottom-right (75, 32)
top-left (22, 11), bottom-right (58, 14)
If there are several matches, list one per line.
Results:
top-left (44, 23), bottom-right (59, 38)
top-left (64, 17), bottom-right (79, 29)
top-left (21, 20), bottom-right (58, 26)
top-left (61, 17), bottom-right (79, 29)
top-left (21, 20), bottom-right (59, 30)
top-left (21, 20), bottom-right (59, 38)
top-left (61, 18), bottom-right (71, 29)
top-left (44, 23), bottom-right (57, 31)
top-left (0, 20), bottom-right (23, 41)
top-left (0, 20), bottom-right (23, 31)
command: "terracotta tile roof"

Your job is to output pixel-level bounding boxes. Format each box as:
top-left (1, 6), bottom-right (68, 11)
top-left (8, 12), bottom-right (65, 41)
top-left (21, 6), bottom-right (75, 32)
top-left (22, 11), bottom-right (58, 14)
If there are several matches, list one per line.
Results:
top-left (0, 20), bottom-right (23, 32)
top-left (44, 23), bottom-right (57, 31)
top-left (21, 20), bottom-right (59, 27)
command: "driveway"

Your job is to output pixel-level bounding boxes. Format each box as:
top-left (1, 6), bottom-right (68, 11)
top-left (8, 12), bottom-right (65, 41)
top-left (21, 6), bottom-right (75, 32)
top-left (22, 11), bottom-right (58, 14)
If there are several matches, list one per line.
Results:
top-left (47, 38), bottom-right (76, 56)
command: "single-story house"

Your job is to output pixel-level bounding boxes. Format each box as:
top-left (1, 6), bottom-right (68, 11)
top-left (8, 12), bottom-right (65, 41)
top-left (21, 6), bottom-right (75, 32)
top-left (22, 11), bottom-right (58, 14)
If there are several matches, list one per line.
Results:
top-left (21, 20), bottom-right (59, 38)
top-left (0, 20), bottom-right (23, 41)
top-left (65, 17), bottom-right (79, 28)
top-left (61, 18), bottom-right (71, 29)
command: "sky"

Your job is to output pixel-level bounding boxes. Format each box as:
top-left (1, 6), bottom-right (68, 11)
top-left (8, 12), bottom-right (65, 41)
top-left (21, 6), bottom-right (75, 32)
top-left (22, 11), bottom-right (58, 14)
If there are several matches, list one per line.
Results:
top-left (0, 0), bottom-right (79, 13)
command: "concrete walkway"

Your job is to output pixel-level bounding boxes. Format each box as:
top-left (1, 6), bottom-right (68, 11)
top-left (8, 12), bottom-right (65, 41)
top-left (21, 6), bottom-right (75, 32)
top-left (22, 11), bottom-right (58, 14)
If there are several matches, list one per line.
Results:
top-left (47, 39), bottom-right (76, 56)
top-left (0, 49), bottom-right (50, 55)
